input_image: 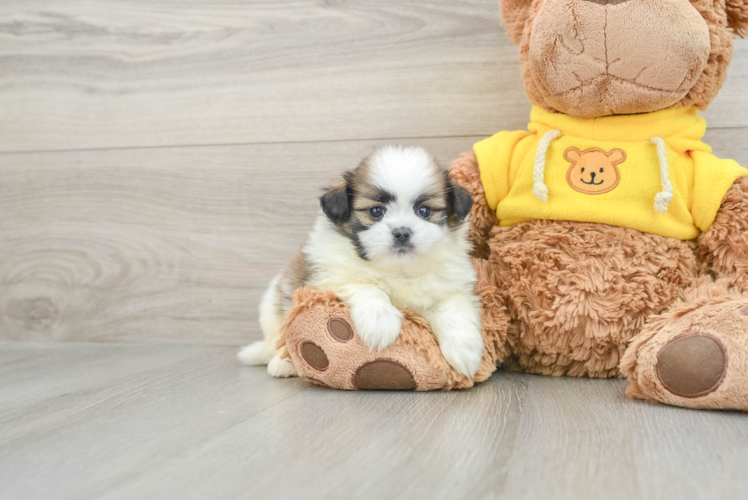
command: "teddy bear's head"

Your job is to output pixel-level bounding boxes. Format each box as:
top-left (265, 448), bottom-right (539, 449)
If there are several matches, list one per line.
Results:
top-left (501, 0), bottom-right (748, 118)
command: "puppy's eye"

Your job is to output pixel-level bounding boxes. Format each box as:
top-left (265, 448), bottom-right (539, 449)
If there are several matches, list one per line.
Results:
top-left (581, 167), bottom-right (585, 173)
top-left (600, 168), bottom-right (604, 173)
top-left (416, 206), bottom-right (431, 219)
top-left (369, 206), bottom-right (385, 219)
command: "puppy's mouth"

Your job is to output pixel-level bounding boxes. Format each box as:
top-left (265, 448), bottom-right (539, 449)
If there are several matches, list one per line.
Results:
top-left (391, 242), bottom-right (416, 256)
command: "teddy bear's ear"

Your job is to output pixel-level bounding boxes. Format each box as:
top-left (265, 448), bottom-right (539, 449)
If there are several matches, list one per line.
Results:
top-left (500, 0), bottom-right (533, 45)
top-left (726, 0), bottom-right (748, 37)
top-left (607, 149), bottom-right (627, 165)
top-left (563, 147), bottom-right (582, 163)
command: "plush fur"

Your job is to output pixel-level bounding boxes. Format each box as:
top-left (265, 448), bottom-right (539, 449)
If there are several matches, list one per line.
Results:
top-left (697, 177), bottom-right (748, 293)
top-left (728, 0), bottom-right (748, 35)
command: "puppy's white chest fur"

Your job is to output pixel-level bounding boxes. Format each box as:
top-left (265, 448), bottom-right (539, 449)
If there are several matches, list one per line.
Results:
top-left (364, 266), bottom-right (459, 315)
top-left (373, 272), bottom-right (438, 313)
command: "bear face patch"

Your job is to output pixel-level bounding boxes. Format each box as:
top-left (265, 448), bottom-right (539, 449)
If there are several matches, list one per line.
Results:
top-left (564, 147), bottom-right (626, 195)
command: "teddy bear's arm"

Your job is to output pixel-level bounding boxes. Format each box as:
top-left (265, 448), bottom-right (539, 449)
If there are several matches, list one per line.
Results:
top-left (698, 177), bottom-right (748, 292)
top-left (448, 152), bottom-right (498, 260)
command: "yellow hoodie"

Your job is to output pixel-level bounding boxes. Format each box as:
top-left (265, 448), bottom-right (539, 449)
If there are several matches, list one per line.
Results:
top-left (474, 106), bottom-right (748, 240)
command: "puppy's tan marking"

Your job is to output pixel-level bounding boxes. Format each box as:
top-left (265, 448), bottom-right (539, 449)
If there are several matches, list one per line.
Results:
top-left (274, 251), bottom-right (310, 318)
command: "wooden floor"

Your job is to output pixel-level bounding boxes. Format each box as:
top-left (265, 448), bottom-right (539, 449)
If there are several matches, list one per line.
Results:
top-left (2, 341), bottom-right (748, 500)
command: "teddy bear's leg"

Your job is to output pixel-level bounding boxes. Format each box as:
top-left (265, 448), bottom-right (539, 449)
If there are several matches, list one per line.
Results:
top-left (621, 179), bottom-right (748, 410)
top-left (621, 280), bottom-right (748, 410)
top-left (279, 268), bottom-right (509, 390)
top-left (449, 152), bottom-right (498, 259)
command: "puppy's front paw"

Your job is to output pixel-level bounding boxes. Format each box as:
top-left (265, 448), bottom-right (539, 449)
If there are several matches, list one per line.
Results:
top-left (267, 354), bottom-right (298, 378)
top-left (438, 326), bottom-right (484, 378)
top-left (350, 302), bottom-right (403, 351)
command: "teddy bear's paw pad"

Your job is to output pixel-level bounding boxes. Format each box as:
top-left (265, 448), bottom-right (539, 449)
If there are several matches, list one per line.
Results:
top-left (657, 333), bottom-right (727, 398)
top-left (327, 317), bottom-right (353, 342)
top-left (352, 359), bottom-right (417, 390)
top-left (300, 342), bottom-right (330, 371)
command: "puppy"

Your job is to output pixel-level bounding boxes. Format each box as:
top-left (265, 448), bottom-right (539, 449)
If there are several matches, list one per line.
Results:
top-left (238, 146), bottom-right (484, 378)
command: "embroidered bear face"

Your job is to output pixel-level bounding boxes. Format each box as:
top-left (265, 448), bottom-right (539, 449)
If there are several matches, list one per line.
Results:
top-left (564, 147), bottom-right (627, 195)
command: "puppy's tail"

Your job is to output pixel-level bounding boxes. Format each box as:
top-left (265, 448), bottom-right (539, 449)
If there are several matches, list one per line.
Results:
top-left (237, 341), bottom-right (275, 366)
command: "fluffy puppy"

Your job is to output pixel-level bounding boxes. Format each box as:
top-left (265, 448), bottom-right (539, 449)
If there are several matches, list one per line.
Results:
top-left (238, 146), bottom-right (484, 378)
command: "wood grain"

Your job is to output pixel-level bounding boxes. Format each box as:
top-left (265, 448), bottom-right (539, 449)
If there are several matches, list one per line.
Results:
top-left (1, 1), bottom-right (746, 153)
top-left (0, 137), bottom-right (483, 345)
top-left (2, 341), bottom-right (748, 500)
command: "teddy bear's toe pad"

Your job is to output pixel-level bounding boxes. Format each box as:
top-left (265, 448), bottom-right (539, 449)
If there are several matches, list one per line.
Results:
top-left (657, 333), bottom-right (727, 398)
top-left (328, 318), bottom-right (353, 342)
top-left (300, 342), bottom-right (330, 371)
top-left (352, 360), bottom-right (417, 390)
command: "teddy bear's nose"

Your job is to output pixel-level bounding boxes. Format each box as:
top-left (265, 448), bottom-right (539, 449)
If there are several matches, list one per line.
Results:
top-left (528, 0), bottom-right (711, 117)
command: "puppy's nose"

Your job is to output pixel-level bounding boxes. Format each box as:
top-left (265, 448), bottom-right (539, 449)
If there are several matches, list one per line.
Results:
top-left (392, 227), bottom-right (412, 244)
top-left (590, 172), bottom-right (596, 179)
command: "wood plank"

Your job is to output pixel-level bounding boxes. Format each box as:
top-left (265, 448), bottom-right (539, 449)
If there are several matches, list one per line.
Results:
top-left (0, 342), bottom-right (228, 413)
top-left (2, 130), bottom-right (746, 346)
top-left (1, 1), bottom-right (746, 153)
top-left (0, 342), bottom-right (311, 500)
top-left (0, 137), bottom-right (484, 344)
top-left (93, 375), bottom-right (748, 500)
top-left (1, 342), bottom-right (747, 500)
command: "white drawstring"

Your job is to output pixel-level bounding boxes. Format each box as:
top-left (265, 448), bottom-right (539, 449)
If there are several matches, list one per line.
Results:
top-left (532, 129), bottom-right (562, 203)
top-left (649, 137), bottom-right (673, 214)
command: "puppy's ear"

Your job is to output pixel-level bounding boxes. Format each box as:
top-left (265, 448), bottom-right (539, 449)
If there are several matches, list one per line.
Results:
top-left (447, 182), bottom-right (473, 221)
top-left (320, 172), bottom-right (353, 224)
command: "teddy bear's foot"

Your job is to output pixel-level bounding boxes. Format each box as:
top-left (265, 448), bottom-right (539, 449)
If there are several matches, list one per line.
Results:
top-left (278, 287), bottom-right (482, 391)
top-left (622, 283), bottom-right (748, 410)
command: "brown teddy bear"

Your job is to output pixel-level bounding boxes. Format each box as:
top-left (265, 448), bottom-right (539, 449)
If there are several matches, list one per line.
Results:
top-left (277, 0), bottom-right (748, 411)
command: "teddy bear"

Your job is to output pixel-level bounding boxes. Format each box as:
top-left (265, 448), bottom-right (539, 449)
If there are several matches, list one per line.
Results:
top-left (276, 0), bottom-right (748, 411)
